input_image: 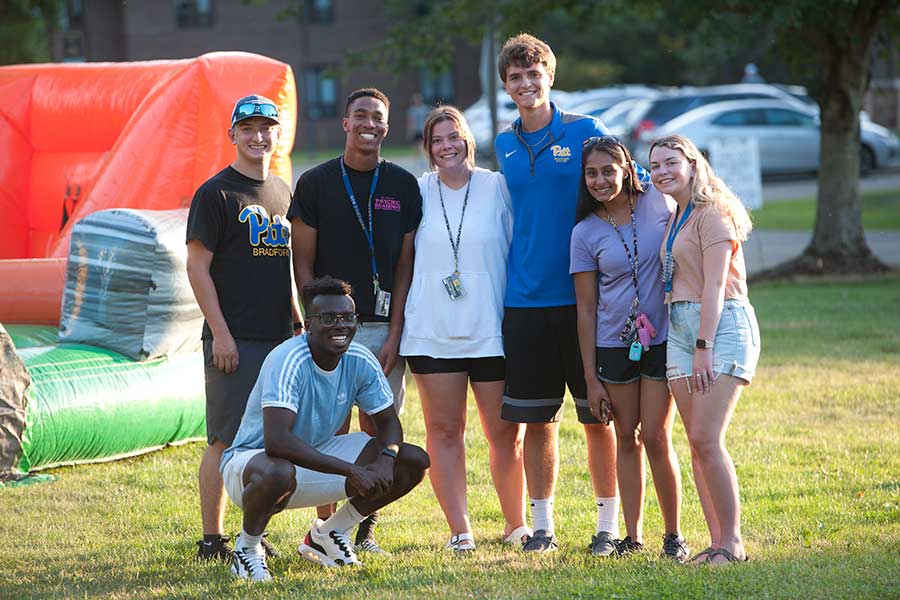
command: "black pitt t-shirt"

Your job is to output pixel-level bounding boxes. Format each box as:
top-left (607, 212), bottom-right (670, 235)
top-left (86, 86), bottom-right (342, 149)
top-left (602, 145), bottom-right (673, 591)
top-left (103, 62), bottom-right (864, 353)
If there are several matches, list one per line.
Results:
top-left (289, 157), bottom-right (422, 321)
top-left (186, 167), bottom-right (293, 340)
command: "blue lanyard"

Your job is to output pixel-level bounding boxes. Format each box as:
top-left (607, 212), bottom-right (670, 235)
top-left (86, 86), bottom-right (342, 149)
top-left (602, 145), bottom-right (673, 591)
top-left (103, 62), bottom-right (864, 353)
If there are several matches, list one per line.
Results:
top-left (339, 156), bottom-right (381, 283)
top-left (663, 202), bottom-right (693, 294)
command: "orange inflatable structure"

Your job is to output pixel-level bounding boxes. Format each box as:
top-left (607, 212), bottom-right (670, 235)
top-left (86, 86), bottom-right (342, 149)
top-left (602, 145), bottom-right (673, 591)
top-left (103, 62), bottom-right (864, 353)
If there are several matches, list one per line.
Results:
top-left (0, 52), bottom-right (296, 324)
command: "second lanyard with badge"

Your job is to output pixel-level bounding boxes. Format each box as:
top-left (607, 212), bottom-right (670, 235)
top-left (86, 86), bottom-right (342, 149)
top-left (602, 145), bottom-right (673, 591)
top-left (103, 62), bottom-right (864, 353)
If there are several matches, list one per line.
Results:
top-left (437, 173), bottom-right (471, 300)
top-left (606, 198), bottom-right (656, 362)
top-left (340, 156), bottom-right (391, 317)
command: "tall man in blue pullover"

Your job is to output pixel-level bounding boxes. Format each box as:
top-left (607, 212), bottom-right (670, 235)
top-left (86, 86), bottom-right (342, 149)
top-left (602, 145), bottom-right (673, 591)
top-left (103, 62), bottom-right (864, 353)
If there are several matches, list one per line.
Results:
top-left (494, 34), bottom-right (622, 554)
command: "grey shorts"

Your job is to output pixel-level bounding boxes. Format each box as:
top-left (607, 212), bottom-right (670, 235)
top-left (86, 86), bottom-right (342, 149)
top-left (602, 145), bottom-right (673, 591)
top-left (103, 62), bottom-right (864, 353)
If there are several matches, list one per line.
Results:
top-left (354, 322), bottom-right (406, 414)
top-left (666, 300), bottom-right (761, 385)
top-left (203, 337), bottom-right (283, 445)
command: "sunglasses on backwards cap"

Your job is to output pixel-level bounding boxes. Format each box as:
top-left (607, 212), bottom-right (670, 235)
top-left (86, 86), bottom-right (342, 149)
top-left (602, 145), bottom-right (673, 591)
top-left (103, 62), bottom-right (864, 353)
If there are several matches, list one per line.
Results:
top-left (232, 102), bottom-right (279, 125)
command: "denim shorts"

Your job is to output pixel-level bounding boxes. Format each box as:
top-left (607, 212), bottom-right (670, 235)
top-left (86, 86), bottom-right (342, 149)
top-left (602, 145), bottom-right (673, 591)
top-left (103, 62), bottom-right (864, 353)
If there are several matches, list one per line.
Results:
top-left (666, 299), bottom-right (760, 385)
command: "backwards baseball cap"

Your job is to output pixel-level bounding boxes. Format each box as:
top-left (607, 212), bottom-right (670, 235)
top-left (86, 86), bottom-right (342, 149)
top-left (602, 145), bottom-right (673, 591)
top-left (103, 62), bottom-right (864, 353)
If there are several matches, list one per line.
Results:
top-left (231, 94), bottom-right (280, 126)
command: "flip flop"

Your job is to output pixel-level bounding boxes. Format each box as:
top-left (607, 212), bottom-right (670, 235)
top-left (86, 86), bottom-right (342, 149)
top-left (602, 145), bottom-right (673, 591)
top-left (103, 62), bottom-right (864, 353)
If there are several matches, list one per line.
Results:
top-left (706, 547), bottom-right (749, 565)
top-left (689, 546), bottom-right (716, 565)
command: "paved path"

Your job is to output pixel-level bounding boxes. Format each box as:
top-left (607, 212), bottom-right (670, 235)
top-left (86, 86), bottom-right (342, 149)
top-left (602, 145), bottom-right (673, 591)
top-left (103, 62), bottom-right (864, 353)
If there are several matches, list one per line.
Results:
top-left (744, 229), bottom-right (900, 274)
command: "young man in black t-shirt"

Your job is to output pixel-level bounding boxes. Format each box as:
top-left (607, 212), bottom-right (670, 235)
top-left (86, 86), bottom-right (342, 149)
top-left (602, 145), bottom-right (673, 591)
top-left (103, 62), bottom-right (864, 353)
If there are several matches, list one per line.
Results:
top-left (289, 88), bottom-right (422, 555)
top-left (186, 94), bottom-right (301, 562)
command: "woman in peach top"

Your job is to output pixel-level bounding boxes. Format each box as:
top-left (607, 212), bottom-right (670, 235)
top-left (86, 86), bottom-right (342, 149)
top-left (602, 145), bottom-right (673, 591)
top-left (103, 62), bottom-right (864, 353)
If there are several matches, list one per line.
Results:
top-left (648, 134), bottom-right (760, 565)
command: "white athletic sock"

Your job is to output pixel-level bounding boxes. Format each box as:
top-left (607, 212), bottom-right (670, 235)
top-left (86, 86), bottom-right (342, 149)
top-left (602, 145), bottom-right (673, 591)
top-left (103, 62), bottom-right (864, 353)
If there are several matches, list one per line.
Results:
top-left (530, 497), bottom-right (555, 534)
top-left (238, 529), bottom-right (263, 553)
top-left (322, 501), bottom-right (365, 534)
top-left (596, 496), bottom-right (620, 537)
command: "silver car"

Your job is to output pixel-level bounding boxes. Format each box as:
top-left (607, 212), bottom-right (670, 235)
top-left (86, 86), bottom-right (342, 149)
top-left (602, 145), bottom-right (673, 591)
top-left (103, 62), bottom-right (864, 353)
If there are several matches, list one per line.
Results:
top-left (633, 98), bottom-right (900, 175)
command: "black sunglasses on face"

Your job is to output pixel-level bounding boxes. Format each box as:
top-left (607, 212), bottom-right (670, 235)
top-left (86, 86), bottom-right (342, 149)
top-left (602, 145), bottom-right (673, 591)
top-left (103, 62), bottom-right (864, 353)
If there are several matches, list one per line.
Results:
top-left (307, 312), bottom-right (359, 327)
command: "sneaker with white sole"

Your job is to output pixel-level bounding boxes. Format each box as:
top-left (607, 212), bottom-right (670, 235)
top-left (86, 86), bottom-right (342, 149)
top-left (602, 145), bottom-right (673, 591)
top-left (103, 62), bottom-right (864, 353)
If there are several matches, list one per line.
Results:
top-left (356, 538), bottom-right (392, 556)
top-left (297, 518), bottom-right (360, 567)
top-left (231, 545), bottom-right (273, 582)
top-left (445, 532), bottom-right (476, 552)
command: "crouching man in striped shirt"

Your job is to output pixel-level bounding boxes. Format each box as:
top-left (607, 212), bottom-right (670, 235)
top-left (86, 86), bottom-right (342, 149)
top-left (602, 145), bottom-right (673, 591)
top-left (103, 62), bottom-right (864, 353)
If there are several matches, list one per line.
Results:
top-left (220, 276), bottom-right (429, 581)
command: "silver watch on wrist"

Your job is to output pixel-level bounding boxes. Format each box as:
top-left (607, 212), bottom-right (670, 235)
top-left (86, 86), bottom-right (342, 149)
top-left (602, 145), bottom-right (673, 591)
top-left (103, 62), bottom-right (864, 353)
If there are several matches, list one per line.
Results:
top-left (695, 338), bottom-right (714, 350)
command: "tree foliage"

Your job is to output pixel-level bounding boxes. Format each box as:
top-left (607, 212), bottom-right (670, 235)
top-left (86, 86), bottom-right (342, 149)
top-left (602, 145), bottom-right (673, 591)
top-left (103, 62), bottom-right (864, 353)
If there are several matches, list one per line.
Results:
top-left (356, 0), bottom-right (900, 273)
top-left (0, 0), bottom-right (61, 66)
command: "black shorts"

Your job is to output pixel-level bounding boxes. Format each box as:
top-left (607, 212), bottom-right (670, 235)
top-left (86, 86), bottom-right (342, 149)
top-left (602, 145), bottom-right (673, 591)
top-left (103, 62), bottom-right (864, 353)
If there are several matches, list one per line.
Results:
top-left (406, 355), bottom-right (505, 382)
top-left (203, 337), bottom-right (283, 445)
top-left (501, 306), bottom-right (596, 424)
top-left (595, 342), bottom-right (667, 384)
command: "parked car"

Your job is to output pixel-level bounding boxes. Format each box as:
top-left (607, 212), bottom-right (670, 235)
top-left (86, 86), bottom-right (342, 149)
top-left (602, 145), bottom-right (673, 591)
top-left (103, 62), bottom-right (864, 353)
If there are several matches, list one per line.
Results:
top-left (622, 83), bottom-right (814, 151)
top-left (466, 85), bottom-right (658, 156)
top-left (632, 98), bottom-right (900, 175)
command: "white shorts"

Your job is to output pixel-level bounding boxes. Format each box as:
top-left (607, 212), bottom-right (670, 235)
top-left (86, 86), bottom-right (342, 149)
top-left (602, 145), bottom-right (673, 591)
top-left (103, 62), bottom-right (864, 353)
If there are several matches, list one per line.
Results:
top-left (222, 432), bottom-right (373, 510)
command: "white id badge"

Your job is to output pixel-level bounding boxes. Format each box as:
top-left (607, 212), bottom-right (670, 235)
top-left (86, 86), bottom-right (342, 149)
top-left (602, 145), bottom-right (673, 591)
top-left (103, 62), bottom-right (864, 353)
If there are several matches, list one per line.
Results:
top-left (375, 286), bottom-right (391, 317)
top-left (441, 272), bottom-right (464, 300)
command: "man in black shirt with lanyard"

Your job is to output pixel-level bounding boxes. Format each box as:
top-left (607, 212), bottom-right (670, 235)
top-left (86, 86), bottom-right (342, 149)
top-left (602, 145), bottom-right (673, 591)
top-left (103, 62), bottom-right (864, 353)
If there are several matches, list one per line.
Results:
top-left (289, 88), bottom-right (422, 556)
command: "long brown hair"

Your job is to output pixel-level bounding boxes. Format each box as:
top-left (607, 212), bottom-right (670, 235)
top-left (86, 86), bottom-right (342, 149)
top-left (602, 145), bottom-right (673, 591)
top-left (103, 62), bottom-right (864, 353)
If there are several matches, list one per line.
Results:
top-left (576, 136), bottom-right (644, 223)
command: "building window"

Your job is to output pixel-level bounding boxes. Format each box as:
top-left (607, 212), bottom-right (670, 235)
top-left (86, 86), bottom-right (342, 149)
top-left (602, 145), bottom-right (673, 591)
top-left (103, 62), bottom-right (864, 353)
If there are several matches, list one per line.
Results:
top-left (302, 67), bottom-right (338, 120)
top-left (176, 0), bottom-right (214, 28)
top-left (302, 0), bottom-right (333, 24)
top-left (62, 0), bottom-right (84, 29)
top-left (420, 68), bottom-right (455, 105)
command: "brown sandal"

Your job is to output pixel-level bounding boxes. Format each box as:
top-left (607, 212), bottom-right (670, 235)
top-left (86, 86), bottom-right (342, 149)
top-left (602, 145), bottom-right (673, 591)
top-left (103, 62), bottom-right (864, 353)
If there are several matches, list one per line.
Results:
top-left (689, 546), bottom-right (716, 565)
top-left (706, 547), bottom-right (749, 565)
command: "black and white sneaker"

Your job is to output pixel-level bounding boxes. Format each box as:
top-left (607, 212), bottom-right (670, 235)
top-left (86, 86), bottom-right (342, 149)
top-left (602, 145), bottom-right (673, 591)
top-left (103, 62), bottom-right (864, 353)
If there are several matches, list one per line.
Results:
top-left (661, 533), bottom-right (690, 563)
top-left (196, 535), bottom-right (233, 562)
top-left (231, 544), bottom-right (273, 582)
top-left (297, 518), bottom-right (361, 567)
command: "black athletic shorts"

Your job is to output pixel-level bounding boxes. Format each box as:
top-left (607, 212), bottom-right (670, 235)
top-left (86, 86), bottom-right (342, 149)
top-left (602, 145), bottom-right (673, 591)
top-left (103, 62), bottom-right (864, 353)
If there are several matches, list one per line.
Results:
top-left (406, 355), bottom-right (505, 382)
top-left (501, 306), bottom-right (597, 424)
top-left (203, 337), bottom-right (283, 445)
top-left (595, 342), bottom-right (667, 384)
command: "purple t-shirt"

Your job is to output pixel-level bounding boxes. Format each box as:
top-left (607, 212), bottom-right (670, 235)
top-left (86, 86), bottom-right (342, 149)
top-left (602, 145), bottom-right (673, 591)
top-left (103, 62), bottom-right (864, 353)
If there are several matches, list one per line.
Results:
top-left (570, 186), bottom-right (675, 348)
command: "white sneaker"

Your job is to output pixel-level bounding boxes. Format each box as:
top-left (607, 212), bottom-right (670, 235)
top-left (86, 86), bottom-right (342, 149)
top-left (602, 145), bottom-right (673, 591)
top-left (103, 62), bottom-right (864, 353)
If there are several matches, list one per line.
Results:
top-left (230, 544), bottom-right (273, 582)
top-left (297, 518), bottom-right (360, 567)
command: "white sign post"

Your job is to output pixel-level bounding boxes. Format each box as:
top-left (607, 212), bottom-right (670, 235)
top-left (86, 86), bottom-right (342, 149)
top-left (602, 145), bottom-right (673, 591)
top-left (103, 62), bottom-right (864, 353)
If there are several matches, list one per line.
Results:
top-left (709, 137), bottom-right (763, 210)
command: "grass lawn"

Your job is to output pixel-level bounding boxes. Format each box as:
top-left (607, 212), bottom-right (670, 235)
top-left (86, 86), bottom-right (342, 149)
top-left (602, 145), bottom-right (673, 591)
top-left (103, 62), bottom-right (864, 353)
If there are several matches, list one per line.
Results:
top-left (752, 188), bottom-right (900, 230)
top-left (2, 276), bottom-right (899, 599)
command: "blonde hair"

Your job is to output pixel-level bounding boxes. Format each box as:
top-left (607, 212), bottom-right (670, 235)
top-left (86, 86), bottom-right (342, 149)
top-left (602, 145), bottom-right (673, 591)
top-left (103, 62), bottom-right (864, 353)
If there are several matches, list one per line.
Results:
top-left (422, 105), bottom-right (476, 170)
top-left (649, 134), bottom-right (753, 241)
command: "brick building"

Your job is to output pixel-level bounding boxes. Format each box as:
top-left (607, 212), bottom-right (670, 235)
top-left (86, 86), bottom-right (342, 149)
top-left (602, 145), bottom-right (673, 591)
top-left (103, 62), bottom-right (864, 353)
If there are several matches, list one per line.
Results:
top-left (54, 0), bottom-right (482, 150)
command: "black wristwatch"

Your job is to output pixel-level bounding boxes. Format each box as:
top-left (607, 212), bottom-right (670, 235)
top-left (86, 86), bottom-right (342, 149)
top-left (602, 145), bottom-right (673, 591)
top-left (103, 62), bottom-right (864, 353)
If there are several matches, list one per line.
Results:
top-left (695, 338), bottom-right (714, 350)
top-left (293, 321), bottom-right (304, 332)
top-left (379, 447), bottom-right (398, 459)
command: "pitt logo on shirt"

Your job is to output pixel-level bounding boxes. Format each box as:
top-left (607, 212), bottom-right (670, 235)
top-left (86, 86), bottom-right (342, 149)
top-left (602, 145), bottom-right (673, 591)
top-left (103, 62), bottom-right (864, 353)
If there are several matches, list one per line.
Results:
top-left (551, 144), bottom-right (572, 163)
top-left (239, 205), bottom-right (290, 257)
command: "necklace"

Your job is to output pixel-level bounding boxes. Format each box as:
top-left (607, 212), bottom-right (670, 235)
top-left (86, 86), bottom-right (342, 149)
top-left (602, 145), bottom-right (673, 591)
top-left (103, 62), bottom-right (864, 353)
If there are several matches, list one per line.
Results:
top-left (523, 128), bottom-right (550, 149)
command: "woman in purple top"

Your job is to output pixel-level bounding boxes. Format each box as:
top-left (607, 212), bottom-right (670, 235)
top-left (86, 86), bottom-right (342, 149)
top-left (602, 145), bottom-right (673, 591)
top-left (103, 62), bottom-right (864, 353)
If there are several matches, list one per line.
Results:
top-left (570, 136), bottom-right (688, 561)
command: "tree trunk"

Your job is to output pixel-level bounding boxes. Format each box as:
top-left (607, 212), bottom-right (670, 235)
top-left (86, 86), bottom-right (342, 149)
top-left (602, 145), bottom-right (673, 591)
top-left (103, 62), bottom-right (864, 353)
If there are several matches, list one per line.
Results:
top-left (802, 2), bottom-right (891, 274)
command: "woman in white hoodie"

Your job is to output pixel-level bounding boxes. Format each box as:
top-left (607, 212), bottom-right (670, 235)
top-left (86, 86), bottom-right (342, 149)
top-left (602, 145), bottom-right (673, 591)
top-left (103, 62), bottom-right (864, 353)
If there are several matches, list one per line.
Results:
top-left (400, 105), bottom-right (528, 552)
